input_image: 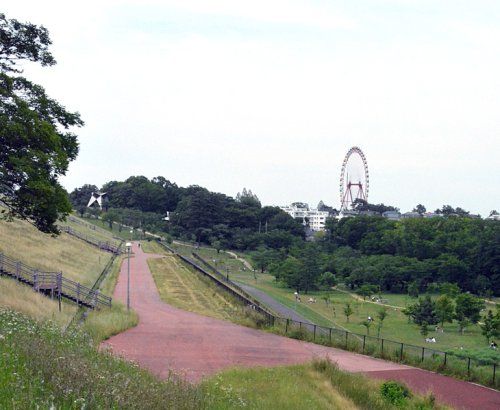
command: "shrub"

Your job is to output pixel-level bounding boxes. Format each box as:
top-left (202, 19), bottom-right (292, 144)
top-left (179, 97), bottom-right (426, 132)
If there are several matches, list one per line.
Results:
top-left (380, 380), bottom-right (411, 406)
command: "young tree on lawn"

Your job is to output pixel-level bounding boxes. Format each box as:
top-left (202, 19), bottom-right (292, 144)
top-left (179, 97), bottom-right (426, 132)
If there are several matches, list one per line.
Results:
top-left (361, 319), bottom-right (372, 335)
top-left (435, 294), bottom-right (455, 328)
top-left (411, 296), bottom-right (439, 326)
top-left (377, 308), bottom-right (388, 338)
top-left (420, 322), bottom-right (429, 337)
top-left (0, 13), bottom-right (83, 234)
top-left (480, 310), bottom-right (500, 344)
top-left (454, 293), bottom-right (485, 334)
top-left (344, 302), bottom-right (353, 323)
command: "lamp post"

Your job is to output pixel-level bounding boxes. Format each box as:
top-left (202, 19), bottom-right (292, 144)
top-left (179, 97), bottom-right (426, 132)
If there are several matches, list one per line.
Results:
top-left (126, 242), bottom-right (132, 310)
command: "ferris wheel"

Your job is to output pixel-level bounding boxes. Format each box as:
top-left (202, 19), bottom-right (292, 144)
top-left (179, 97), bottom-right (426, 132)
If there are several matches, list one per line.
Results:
top-left (339, 146), bottom-right (369, 211)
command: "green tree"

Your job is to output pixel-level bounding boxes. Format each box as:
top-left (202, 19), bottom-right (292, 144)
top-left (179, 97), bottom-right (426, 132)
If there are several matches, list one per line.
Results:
top-left (407, 281), bottom-right (419, 298)
top-left (0, 13), bottom-right (83, 234)
top-left (377, 308), bottom-right (388, 338)
top-left (412, 204), bottom-right (426, 215)
top-left (271, 256), bottom-right (304, 290)
top-left (316, 271), bottom-right (336, 290)
top-left (356, 284), bottom-right (378, 300)
top-left (454, 293), bottom-right (485, 334)
top-left (409, 296), bottom-right (439, 326)
top-left (361, 319), bottom-right (372, 335)
top-left (435, 294), bottom-right (454, 328)
top-left (343, 302), bottom-right (353, 323)
top-left (420, 322), bottom-right (429, 337)
top-left (439, 282), bottom-right (461, 298)
top-left (480, 310), bottom-right (500, 344)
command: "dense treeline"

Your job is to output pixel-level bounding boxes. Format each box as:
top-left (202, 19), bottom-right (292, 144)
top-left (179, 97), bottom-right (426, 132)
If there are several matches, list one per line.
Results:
top-left (267, 216), bottom-right (500, 296)
top-left (70, 176), bottom-right (305, 250)
top-left (70, 177), bottom-right (499, 296)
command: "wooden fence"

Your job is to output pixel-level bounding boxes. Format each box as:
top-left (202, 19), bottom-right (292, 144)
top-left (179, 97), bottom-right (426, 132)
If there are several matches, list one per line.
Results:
top-left (0, 252), bottom-right (111, 309)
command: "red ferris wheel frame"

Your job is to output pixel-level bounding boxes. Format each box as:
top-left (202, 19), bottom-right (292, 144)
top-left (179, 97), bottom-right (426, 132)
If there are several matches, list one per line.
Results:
top-left (339, 146), bottom-right (369, 211)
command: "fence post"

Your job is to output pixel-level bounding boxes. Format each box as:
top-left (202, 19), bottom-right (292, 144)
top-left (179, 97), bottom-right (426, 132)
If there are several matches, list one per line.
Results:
top-left (76, 283), bottom-right (80, 305)
top-left (493, 363), bottom-right (496, 385)
top-left (33, 270), bottom-right (38, 291)
top-left (467, 357), bottom-right (471, 378)
top-left (16, 261), bottom-right (20, 280)
top-left (329, 328), bottom-right (332, 343)
top-left (400, 343), bottom-right (404, 362)
top-left (381, 339), bottom-right (384, 355)
top-left (345, 331), bottom-right (348, 349)
top-left (421, 347), bottom-right (425, 362)
top-left (299, 322), bottom-right (302, 331)
top-left (444, 352), bottom-right (447, 367)
top-left (285, 318), bottom-right (289, 334)
top-left (313, 325), bottom-right (316, 341)
top-left (0, 253), bottom-right (3, 274)
top-left (363, 335), bottom-right (366, 353)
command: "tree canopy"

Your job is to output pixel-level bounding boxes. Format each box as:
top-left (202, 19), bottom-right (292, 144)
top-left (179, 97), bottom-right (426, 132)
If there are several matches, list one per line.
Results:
top-left (0, 13), bottom-right (82, 233)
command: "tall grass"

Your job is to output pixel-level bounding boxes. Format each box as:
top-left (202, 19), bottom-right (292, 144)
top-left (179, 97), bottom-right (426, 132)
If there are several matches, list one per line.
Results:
top-left (0, 218), bottom-right (112, 286)
top-left (80, 254), bottom-right (139, 343)
top-left (148, 255), bottom-right (267, 328)
top-left (0, 277), bottom-right (76, 326)
top-left (0, 309), bottom-right (203, 409)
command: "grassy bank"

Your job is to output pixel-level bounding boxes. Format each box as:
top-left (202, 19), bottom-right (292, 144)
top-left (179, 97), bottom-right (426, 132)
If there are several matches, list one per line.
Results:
top-left (0, 218), bottom-right (112, 287)
top-left (83, 254), bottom-right (138, 343)
top-left (0, 277), bottom-right (76, 326)
top-left (148, 255), bottom-right (266, 328)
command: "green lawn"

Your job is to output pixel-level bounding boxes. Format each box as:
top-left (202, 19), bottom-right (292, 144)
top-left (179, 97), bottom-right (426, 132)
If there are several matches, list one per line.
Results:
top-left (232, 270), bottom-right (492, 352)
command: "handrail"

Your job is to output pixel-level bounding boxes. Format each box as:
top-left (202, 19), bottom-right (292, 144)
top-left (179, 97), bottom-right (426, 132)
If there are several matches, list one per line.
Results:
top-left (0, 252), bottom-right (111, 309)
top-left (59, 226), bottom-right (122, 255)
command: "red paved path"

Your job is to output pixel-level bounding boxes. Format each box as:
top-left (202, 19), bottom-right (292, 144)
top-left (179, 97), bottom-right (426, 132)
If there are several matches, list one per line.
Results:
top-left (103, 244), bottom-right (500, 410)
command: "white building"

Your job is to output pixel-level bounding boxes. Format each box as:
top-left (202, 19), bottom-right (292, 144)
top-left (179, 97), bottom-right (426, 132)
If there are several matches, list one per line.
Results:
top-left (280, 203), bottom-right (329, 231)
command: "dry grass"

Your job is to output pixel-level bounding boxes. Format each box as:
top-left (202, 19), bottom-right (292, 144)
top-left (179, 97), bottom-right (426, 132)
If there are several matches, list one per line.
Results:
top-left (0, 277), bottom-right (76, 326)
top-left (59, 215), bottom-right (121, 244)
top-left (140, 240), bottom-right (167, 255)
top-left (0, 218), bottom-right (112, 287)
top-left (149, 255), bottom-right (252, 323)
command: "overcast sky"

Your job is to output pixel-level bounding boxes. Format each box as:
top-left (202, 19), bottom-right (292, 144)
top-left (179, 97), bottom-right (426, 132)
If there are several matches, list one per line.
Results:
top-left (4, 1), bottom-right (500, 215)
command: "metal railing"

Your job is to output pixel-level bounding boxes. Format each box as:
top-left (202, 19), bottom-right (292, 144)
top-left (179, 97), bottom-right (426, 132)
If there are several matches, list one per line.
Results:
top-left (273, 316), bottom-right (498, 388)
top-left (59, 226), bottom-right (122, 255)
top-left (169, 246), bottom-right (498, 389)
top-left (0, 252), bottom-right (111, 309)
top-left (159, 243), bottom-right (276, 322)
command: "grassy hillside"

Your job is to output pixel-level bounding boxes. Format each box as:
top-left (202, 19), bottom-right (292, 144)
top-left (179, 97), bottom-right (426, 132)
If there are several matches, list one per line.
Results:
top-left (148, 254), bottom-right (264, 327)
top-left (1, 309), bottom-right (442, 410)
top-left (0, 277), bottom-right (76, 327)
top-left (0, 216), bottom-right (136, 342)
top-left (0, 218), bottom-right (112, 287)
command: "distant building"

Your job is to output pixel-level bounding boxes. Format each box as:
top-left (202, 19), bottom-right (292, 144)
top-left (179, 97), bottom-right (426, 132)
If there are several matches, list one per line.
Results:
top-left (487, 213), bottom-right (500, 221)
top-left (382, 210), bottom-right (401, 221)
top-left (423, 212), bottom-right (441, 218)
top-left (280, 203), bottom-right (329, 231)
top-left (402, 211), bottom-right (422, 219)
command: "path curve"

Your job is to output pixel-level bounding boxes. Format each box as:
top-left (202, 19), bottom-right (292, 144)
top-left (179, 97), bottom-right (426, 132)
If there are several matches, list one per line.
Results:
top-left (102, 243), bottom-right (500, 410)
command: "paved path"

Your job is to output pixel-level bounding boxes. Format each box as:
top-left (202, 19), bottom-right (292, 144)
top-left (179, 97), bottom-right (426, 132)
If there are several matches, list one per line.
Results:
top-left (236, 282), bottom-right (312, 324)
top-left (102, 244), bottom-right (500, 410)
